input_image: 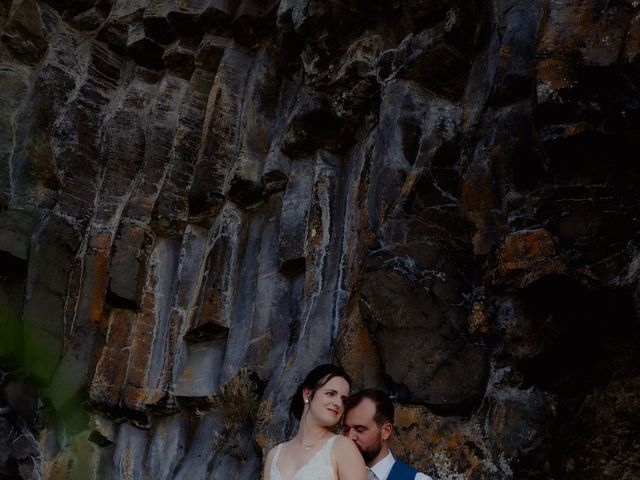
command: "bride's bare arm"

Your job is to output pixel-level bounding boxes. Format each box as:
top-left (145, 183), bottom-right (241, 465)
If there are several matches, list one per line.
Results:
top-left (334, 436), bottom-right (366, 480)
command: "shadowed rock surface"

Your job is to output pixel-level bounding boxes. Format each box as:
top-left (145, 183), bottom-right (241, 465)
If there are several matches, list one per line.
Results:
top-left (1, 1), bottom-right (640, 478)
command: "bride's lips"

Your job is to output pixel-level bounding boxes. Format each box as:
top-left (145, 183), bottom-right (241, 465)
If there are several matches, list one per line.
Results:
top-left (327, 408), bottom-right (339, 415)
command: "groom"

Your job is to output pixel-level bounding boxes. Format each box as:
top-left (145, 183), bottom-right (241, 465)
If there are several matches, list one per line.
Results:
top-left (343, 389), bottom-right (433, 480)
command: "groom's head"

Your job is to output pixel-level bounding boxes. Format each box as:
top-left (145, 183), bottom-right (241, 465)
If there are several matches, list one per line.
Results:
top-left (343, 389), bottom-right (394, 467)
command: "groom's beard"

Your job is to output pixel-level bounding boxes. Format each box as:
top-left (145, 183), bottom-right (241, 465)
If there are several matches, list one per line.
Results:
top-left (358, 436), bottom-right (382, 465)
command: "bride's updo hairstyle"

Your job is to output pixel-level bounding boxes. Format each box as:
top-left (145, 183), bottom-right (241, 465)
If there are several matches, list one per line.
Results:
top-left (289, 364), bottom-right (352, 420)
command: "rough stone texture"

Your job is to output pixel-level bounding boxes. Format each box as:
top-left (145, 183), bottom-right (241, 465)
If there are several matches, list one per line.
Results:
top-left (1, 1), bottom-right (640, 479)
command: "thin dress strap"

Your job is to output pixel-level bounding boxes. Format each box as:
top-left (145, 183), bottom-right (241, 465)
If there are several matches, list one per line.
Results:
top-left (270, 444), bottom-right (284, 480)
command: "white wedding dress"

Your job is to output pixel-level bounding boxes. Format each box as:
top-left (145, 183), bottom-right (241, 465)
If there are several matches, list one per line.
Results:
top-left (270, 435), bottom-right (337, 480)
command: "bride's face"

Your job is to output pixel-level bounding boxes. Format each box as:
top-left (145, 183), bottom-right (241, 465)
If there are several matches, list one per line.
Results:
top-left (304, 376), bottom-right (350, 426)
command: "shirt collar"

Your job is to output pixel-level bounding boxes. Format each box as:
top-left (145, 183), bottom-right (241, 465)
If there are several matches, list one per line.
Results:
top-left (368, 451), bottom-right (395, 480)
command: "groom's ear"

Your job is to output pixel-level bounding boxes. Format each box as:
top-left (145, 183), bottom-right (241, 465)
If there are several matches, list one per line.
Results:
top-left (381, 422), bottom-right (393, 441)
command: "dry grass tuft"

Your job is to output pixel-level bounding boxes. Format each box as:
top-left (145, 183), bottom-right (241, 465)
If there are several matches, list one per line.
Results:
top-left (211, 368), bottom-right (261, 427)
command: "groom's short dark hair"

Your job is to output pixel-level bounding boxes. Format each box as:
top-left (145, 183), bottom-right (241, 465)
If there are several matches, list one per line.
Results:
top-left (344, 389), bottom-right (395, 427)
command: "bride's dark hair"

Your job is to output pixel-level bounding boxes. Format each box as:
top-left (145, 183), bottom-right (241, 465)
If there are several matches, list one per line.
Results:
top-left (289, 364), bottom-right (352, 420)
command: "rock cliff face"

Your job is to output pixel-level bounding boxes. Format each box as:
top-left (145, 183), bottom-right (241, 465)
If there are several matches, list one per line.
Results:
top-left (1, 1), bottom-right (640, 478)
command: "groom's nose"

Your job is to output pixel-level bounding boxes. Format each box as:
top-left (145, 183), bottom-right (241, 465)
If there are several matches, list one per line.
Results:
top-left (344, 427), bottom-right (356, 441)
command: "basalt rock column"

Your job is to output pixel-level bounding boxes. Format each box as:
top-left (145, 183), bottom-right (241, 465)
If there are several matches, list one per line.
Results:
top-left (1, 1), bottom-right (640, 479)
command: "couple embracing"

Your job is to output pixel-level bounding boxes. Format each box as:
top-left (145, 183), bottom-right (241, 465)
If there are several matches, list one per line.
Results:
top-left (264, 364), bottom-right (433, 480)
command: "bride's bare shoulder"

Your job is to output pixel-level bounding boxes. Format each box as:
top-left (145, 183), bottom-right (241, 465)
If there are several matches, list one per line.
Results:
top-left (263, 445), bottom-right (277, 480)
top-left (267, 441), bottom-right (288, 457)
top-left (331, 435), bottom-right (362, 456)
top-left (265, 442), bottom-right (283, 466)
top-left (332, 435), bottom-right (355, 447)
top-left (331, 435), bottom-right (366, 478)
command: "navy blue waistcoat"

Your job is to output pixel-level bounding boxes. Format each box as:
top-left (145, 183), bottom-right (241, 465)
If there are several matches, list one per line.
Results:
top-left (387, 459), bottom-right (418, 480)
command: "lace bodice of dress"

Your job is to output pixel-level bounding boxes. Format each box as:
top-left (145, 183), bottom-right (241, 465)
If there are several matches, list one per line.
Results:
top-left (270, 435), bottom-right (337, 480)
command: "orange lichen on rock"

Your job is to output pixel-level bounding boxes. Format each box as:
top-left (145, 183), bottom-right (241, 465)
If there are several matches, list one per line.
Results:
top-left (492, 228), bottom-right (565, 288)
top-left (498, 228), bottom-right (556, 268)
top-left (391, 404), bottom-right (495, 478)
top-left (88, 232), bottom-right (112, 329)
top-left (90, 308), bottom-right (136, 409)
top-left (335, 302), bottom-right (385, 389)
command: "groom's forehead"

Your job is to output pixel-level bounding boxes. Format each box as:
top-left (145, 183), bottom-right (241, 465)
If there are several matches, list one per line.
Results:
top-left (347, 397), bottom-right (377, 419)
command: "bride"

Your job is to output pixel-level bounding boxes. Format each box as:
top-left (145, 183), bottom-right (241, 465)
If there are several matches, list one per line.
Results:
top-left (263, 364), bottom-right (366, 480)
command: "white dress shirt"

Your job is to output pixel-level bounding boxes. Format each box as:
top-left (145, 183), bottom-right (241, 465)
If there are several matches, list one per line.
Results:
top-left (367, 451), bottom-right (433, 480)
